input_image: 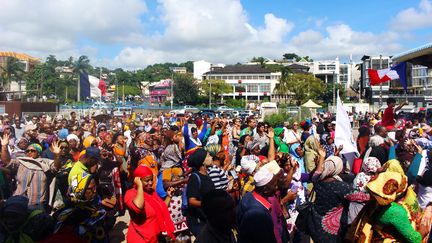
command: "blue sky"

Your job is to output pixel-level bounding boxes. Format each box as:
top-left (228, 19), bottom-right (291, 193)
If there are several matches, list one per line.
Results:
top-left (0, 0), bottom-right (431, 68)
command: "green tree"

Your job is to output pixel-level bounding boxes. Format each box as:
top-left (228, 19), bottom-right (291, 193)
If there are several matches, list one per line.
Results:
top-left (0, 57), bottom-right (25, 91)
top-left (250, 57), bottom-right (267, 67)
top-left (73, 55), bottom-right (91, 74)
top-left (282, 53), bottom-right (300, 61)
top-left (275, 73), bottom-right (324, 106)
top-left (200, 79), bottom-right (232, 102)
top-left (317, 83), bottom-right (346, 105)
top-left (173, 73), bottom-right (198, 105)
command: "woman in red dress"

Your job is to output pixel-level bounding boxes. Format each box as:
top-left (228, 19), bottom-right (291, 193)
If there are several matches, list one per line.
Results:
top-left (124, 165), bottom-right (175, 243)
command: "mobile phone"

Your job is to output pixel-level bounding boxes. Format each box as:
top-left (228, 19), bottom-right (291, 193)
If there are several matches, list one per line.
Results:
top-left (290, 184), bottom-right (299, 193)
top-left (230, 170), bottom-right (238, 180)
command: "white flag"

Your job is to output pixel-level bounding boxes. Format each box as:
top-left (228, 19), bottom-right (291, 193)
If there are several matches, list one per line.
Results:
top-left (334, 93), bottom-right (358, 155)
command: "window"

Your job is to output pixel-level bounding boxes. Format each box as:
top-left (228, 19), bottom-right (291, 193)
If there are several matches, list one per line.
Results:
top-left (319, 65), bottom-right (326, 70)
top-left (327, 65), bottom-right (336, 70)
top-left (260, 84), bottom-right (270, 92)
top-left (265, 76), bottom-right (271, 79)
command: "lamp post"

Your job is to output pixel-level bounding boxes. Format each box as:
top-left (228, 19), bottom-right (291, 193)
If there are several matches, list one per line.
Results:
top-left (333, 71), bottom-right (336, 107)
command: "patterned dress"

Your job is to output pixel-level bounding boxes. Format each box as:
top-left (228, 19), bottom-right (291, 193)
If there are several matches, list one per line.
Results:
top-left (309, 180), bottom-right (369, 242)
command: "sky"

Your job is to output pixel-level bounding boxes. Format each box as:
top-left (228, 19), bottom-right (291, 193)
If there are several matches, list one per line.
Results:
top-left (1, 0), bottom-right (432, 69)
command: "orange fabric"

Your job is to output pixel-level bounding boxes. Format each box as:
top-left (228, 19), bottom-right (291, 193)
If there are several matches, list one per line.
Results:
top-left (138, 155), bottom-right (159, 189)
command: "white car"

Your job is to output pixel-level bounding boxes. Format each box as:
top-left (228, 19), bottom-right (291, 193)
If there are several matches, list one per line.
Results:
top-left (217, 106), bottom-right (234, 111)
top-left (183, 105), bottom-right (199, 113)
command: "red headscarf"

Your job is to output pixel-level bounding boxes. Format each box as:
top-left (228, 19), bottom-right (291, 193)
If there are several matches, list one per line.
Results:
top-left (133, 165), bottom-right (175, 240)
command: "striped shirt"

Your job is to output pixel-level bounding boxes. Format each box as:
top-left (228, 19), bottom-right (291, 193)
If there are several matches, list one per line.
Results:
top-left (208, 165), bottom-right (229, 190)
top-left (8, 157), bottom-right (58, 206)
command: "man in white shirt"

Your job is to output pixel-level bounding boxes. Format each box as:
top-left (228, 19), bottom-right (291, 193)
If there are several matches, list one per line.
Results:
top-left (12, 118), bottom-right (25, 140)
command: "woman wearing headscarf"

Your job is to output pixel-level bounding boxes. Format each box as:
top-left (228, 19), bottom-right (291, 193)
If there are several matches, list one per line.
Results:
top-left (47, 173), bottom-right (107, 243)
top-left (274, 127), bottom-right (289, 154)
top-left (348, 157), bottom-right (381, 224)
top-left (357, 125), bottom-right (371, 156)
top-left (160, 128), bottom-right (190, 240)
top-left (186, 148), bottom-right (215, 237)
top-left (349, 170), bottom-right (426, 242)
top-left (125, 165), bottom-right (175, 243)
top-left (307, 149), bottom-right (370, 243)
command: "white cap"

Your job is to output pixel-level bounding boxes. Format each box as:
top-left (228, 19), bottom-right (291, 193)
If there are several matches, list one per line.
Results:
top-left (254, 168), bottom-right (273, 187)
top-left (262, 160), bottom-right (282, 175)
top-left (241, 155), bottom-right (259, 175)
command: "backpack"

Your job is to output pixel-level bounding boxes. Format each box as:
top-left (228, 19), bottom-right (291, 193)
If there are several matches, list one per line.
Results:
top-left (181, 173), bottom-right (201, 216)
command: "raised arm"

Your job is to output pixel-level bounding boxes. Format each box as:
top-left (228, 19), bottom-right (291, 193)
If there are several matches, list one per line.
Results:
top-left (1, 133), bottom-right (11, 165)
top-left (267, 128), bottom-right (275, 161)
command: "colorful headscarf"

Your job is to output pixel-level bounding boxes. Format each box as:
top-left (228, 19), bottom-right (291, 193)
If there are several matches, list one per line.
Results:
top-left (83, 135), bottom-right (96, 148)
top-left (362, 157), bottom-right (381, 174)
top-left (28, 143), bottom-right (42, 153)
top-left (319, 156), bottom-right (343, 181)
top-left (205, 143), bottom-right (222, 158)
top-left (366, 171), bottom-right (407, 206)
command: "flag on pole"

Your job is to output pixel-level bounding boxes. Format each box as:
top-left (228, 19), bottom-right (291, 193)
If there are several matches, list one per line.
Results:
top-left (334, 92), bottom-right (358, 155)
top-left (79, 72), bottom-right (107, 100)
top-left (368, 62), bottom-right (407, 91)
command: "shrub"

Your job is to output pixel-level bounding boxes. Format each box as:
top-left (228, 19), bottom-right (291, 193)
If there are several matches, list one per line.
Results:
top-left (264, 112), bottom-right (291, 127)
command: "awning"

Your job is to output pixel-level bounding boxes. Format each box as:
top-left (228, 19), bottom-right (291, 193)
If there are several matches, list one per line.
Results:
top-left (301, 99), bottom-right (322, 108)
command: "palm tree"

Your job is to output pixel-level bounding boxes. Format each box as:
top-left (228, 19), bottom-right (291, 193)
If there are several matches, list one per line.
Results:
top-left (72, 55), bottom-right (91, 101)
top-left (0, 57), bottom-right (25, 92)
top-left (73, 55), bottom-right (91, 74)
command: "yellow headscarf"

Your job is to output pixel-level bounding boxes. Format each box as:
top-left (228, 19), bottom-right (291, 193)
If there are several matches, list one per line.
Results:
top-left (367, 171), bottom-right (407, 206)
top-left (83, 136), bottom-right (96, 148)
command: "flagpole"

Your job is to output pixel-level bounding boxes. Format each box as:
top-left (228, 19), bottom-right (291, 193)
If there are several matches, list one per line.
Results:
top-left (77, 72), bottom-right (80, 102)
top-left (379, 55), bottom-right (382, 107)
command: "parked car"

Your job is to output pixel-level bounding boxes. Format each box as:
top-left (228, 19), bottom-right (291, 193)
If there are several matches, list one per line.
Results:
top-left (198, 109), bottom-right (216, 119)
top-left (113, 107), bottom-right (132, 117)
top-left (184, 105), bottom-right (199, 113)
top-left (217, 106), bottom-right (234, 111)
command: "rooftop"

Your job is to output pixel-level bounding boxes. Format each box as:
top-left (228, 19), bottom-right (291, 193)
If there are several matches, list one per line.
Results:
top-left (0, 51), bottom-right (40, 62)
top-left (205, 65), bottom-right (271, 75)
top-left (392, 43), bottom-right (432, 68)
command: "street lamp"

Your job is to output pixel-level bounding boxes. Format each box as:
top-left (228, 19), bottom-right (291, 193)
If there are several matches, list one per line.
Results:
top-left (169, 67), bottom-right (175, 110)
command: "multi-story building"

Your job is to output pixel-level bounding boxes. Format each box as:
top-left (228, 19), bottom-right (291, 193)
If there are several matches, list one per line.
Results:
top-left (358, 43), bottom-right (432, 108)
top-left (358, 55), bottom-right (392, 107)
top-left (0, 52), bottom-right (40, 93)
top-left (149, 79), bottom-right (172, 103)
top-left (202, 65), bottom-right (281, 102)
top-left (297, 57), bottom-right (360, 96)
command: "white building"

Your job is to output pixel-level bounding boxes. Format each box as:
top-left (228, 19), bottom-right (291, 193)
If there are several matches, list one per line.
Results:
top-left (296, 57), bottom-right (360, 96)
top-left (202, 65), bottom-right (281, 102)
top-left (193, 60), bottom-right (225, 81)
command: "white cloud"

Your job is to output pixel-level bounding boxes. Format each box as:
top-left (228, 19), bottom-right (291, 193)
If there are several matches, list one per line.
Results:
top-left (290, 24), bottom-right (403, 60)
top-left (0, 0), bottom-right (147, 55)
top-left (390, 0), bottom-right (432, 31)
top-left (0, 0), bottom-right (415, 69)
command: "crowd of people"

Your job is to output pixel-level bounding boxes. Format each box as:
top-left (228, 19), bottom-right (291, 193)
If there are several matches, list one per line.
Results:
top-left (0, 97), bottom-right (432, 243)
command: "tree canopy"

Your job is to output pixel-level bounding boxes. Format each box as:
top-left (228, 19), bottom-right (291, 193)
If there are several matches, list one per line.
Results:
top-left (274, 73), bottom-right (325, 106)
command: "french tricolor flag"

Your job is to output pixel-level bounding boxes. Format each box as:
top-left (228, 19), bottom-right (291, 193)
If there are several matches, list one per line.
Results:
top-left (368, 62), bottom-right (407, 91)
top-left (80, 72), bottom-right (107, 100)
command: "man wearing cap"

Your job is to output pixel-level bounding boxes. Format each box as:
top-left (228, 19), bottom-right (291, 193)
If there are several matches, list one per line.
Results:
top-left (68, 147), bottom-right (101, 185)
top-left (237, 167), bottom-right (278, 243)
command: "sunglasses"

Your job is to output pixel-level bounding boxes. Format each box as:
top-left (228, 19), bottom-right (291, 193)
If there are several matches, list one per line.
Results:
top-left (99, 129), bottom-right (106, 132)
top-left (293, 124), bottom-right (298, 126)
top-left (25, 149), bottom-right (38, 153)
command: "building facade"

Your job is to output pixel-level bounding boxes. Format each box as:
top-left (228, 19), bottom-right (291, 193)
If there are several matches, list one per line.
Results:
top-left (0, 52), bottom-right (40, 93)
top-left (202, 65), bottom-right (281, 102)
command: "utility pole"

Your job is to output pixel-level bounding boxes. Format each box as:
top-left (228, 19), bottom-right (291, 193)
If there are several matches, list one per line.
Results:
top-left (333, 71), bottom-right (336, 107)
top-left (209, 80), bottom-right (212, 109)
top-left (170, 71), bottom-right (174, 110)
